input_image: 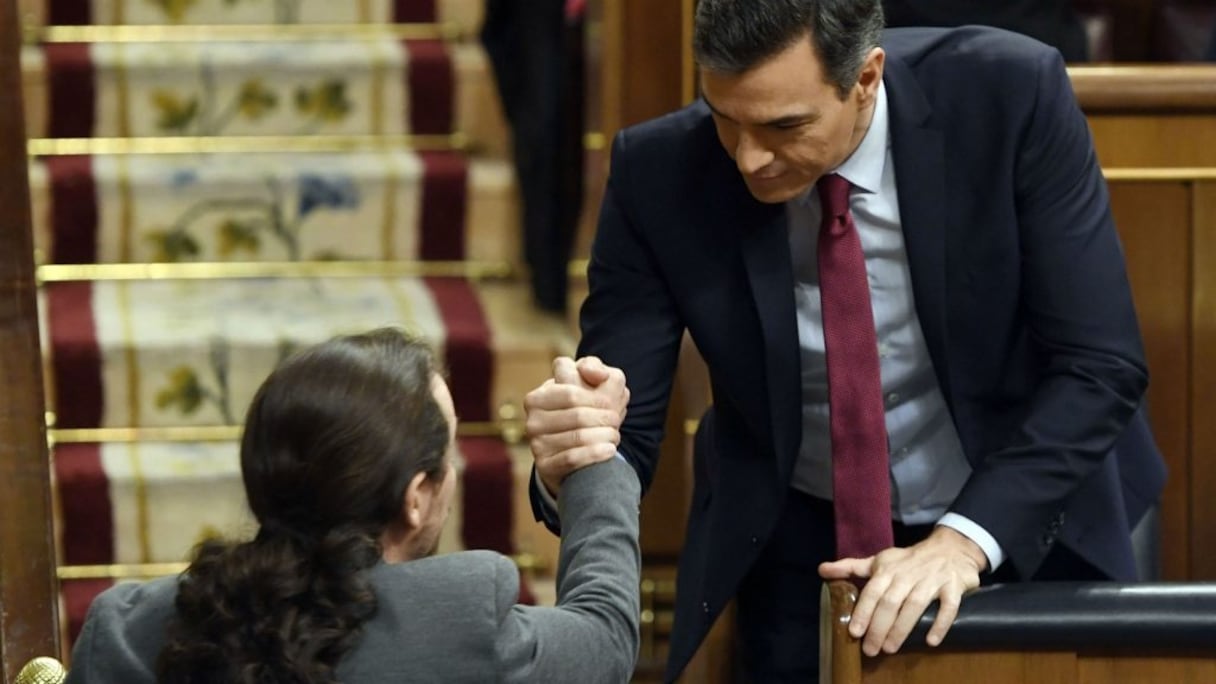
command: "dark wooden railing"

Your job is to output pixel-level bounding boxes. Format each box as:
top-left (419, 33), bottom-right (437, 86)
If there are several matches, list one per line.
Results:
top-left (0, 0), bottom-right (59, 681)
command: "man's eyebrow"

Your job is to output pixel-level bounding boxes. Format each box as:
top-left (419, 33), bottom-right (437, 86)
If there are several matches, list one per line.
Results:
top-left (763, 111), bottom-right (820, 127)
top-left (703, 95), bottom-right (818, 127)
top-left (702, 95), bottom-right (734, 122)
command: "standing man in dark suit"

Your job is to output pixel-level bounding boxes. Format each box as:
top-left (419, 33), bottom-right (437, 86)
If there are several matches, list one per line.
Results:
top-left (524, 1), bottom-right (1167, 681)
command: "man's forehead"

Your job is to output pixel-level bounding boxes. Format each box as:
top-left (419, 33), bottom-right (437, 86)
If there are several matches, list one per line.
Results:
top-left (701, 70), bottom-right (827, 122)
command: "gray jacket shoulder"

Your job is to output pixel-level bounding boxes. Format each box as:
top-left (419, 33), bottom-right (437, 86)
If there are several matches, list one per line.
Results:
top-left (66, 576), bottom-right (179, 684)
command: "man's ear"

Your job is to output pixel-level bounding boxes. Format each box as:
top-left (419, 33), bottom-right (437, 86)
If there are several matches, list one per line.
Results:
top-left (402, 470), bottom-right (432, 530)
top-left (855, 47), bottom-right (885, 105)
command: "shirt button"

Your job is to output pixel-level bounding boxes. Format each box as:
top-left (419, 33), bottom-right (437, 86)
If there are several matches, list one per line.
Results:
top-left (702, 601), bottom-right (710, 615)
top-left (751, 536), bottom-right (759, 546)
top-left (886, 392), bottom-right (900, 405)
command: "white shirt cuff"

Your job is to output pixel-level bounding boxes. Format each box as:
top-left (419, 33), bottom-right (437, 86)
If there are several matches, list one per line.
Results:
top-left (936, 512), bottom-right (1005, 572)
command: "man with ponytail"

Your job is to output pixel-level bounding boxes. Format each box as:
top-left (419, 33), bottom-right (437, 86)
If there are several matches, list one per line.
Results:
top-left (65, 328), bottom-right (639, 683)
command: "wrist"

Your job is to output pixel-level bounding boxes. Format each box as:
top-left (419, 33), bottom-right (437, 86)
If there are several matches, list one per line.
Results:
top-left (930, 525), bottom-right (988, 573)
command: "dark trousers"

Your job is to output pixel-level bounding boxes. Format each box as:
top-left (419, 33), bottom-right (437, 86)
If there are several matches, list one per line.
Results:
top-left (733, 488), bottom-right (1105, 682)
top-left (480, 0), bottom-right (583, 312)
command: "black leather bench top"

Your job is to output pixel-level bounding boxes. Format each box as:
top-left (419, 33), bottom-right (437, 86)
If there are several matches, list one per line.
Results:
top-left (905, 582), bottom-right (1216, 651)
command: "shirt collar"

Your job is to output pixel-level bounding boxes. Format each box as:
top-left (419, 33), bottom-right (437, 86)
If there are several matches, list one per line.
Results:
top-left (828, 80), bottom-right (889, 196)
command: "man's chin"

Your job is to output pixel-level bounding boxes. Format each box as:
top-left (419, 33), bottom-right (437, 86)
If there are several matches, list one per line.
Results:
top-left (744, 179), bottom-right (806, 204)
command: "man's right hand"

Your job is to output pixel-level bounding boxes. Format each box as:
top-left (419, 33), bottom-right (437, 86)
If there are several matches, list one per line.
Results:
top-left (524, 356), bottom-right (630, 496)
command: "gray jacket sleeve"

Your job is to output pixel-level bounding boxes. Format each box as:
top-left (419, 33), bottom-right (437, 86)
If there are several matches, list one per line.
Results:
top-left (495, 458), bottom-right (641, 683)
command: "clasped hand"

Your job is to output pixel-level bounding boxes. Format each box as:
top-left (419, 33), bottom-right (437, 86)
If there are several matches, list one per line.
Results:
top-left (819, 526), bottom-right (986, 656)
top-left (524, 356), bottom-right (629, 496)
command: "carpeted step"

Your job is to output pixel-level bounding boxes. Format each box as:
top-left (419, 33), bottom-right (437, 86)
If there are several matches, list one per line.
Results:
top-left (55, 434), bottom-right (551, 644)
top-left (42, 277), bottom-right (574, 430)
top-left (20, 38), bottom-right (507, 154)
top-left (20, 0), bottom-right (485, 41)
top-left (28, 151), bottom-right (518, 264)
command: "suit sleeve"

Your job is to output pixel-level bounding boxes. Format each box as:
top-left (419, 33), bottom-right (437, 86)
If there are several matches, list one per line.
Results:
top-left (948, 48), bottom-right (1149, 577)
top-left (528, 128), bottom-right (685, 532)
top-left (498, 459), bottom-right (641, 683)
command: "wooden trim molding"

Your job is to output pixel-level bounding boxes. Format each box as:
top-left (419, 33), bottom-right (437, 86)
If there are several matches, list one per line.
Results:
top-left (1070, 65), bottom-right (1216, 113)
top-left (0, 0), bottom-right (60, 677)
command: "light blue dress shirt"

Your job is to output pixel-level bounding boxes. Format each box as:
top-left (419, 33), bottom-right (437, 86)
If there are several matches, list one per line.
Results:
top-left (788, 82), bottom-right (1002, 570)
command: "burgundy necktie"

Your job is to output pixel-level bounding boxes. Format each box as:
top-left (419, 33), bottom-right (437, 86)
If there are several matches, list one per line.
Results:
top-left (817, 173), bottom-right (894, 560)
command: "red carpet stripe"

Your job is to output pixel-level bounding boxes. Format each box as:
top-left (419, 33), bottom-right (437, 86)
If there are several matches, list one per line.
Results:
top-left (459, 436), bottom-right (533, 604)
top-left (393, 0), bottom-right (437, 23)
top-left (45, 155), bottom-right (99, 264)
top-left (46, 283), bottom-right (104, 429)
top-left (458, 437), bottom-right (515, 554)
top-left (404, 39), bottom-right (453, 135)
top-left (54, 444), bottom-right (114, 566)
top-left (56, 442), bottom-right (116, 646)
top-left (418, 151), bottom-right (468, 260)
top-left (44, 44), bottom-right (96, 139)
top-left (425, 277), bottom-right (491, 421)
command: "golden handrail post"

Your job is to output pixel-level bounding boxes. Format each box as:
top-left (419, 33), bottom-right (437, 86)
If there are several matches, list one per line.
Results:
top-left (0, 0), bottom-right (60, 680)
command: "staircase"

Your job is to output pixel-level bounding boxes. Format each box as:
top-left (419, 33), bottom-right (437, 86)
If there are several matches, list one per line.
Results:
top-left (18, 0), bottom-right (571, 647)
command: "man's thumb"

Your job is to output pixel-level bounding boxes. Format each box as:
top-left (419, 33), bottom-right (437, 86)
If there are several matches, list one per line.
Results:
top-left (553, 357), bottom-right (580, 385)
top-left (576, 356), bottom-right (611, 385)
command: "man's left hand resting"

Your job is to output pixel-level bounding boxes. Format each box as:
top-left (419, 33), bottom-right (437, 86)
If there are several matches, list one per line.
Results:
top-left (818, 526), bottom-right (986, 656)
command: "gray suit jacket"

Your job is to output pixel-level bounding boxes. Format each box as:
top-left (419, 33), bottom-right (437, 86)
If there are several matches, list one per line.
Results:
top-left (66, 459), bottom-right (641, 683)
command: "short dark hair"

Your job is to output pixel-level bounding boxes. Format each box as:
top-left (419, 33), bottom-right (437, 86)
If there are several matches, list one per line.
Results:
top-left (693, 0), bottom-right (885, 98)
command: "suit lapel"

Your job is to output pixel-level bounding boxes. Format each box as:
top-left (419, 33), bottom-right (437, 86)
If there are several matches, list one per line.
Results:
top-left (885, 58), bottom-right (952, 406)
top-left (737, 196), bottom-right (802, 473)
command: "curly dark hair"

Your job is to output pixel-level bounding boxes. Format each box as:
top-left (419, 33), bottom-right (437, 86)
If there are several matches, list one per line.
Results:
top-left (156, 328), bottom-right (451, 683)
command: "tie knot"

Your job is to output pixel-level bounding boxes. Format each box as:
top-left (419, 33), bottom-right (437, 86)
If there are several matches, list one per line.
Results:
top-left (817, 173), bottom-right (851, 220)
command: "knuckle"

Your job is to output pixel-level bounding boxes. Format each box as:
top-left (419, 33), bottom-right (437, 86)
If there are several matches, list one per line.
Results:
top-left (524, 416), bottom-right (542, 436)
top-left (877, 594), bottom-right (903, 610)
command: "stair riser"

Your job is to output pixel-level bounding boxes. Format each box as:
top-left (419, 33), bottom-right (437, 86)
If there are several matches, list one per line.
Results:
top-left (22, 0), bottom-right (484, 35)
top-left (21, 40), bottom-right (508, 154)
top-left (43, 279), bottom-right (567, 430)
top-left (46, 278), bottom-right (483, 426)
top-left (30, 153), bottom-right (518, 264)
top-left (53, 438), bottom-right (521, 565)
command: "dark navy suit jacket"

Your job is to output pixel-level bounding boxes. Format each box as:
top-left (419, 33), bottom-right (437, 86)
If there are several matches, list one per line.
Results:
top-left (532, 26), bottom-right (1167, 680)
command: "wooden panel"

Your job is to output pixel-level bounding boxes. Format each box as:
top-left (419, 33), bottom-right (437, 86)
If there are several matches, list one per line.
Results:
top-left (861, 651), bottom-right (1216, 684)
top-left (864, 652), bottom-right (1075, 684)
top-left (1071, 66), bottom-right (1216, 113)
top-left (1192, 182), bottom-right (1216, 580)
top-left (619, 0), bottom-right (685, 130)
top-left (0, 0), bottom-right (59, 679)
top-left (1089, 116), bottom-right (1216, 168)
top-left (1078, 655), bottom-right (1216, 683)
top-left (1107, 181), bottom-right (1192, 581)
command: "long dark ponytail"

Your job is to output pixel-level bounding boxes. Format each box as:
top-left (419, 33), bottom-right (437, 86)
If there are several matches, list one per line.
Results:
top-left (157, 328), bottom-right (450, 683)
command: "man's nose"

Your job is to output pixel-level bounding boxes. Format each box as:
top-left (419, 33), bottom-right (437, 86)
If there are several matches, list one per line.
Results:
top-left (735, 132), bottom-right (774, 175)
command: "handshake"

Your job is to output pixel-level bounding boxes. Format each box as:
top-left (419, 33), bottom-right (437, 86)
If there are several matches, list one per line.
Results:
top-left (525, 356), bottom-right (630, 496)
